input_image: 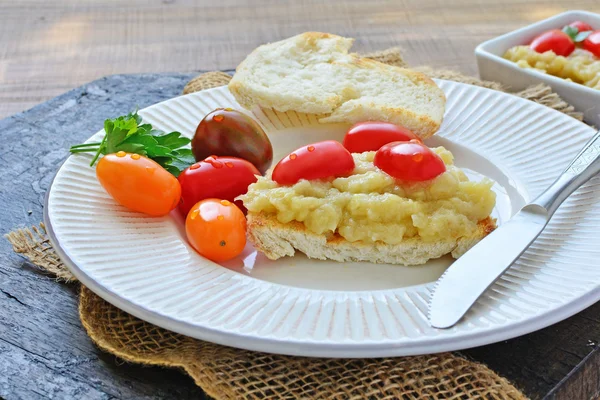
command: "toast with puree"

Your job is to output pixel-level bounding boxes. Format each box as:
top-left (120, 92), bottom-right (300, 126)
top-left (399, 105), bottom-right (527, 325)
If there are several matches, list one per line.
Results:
top-left (239, 149), bottom-right (496, 266)
top-left (233, 33), bottom-right (496, 265)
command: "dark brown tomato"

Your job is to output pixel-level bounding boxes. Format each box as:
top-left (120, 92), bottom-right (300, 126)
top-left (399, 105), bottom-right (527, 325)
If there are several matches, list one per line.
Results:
top-left (192, 108), bottom-right (273, 174)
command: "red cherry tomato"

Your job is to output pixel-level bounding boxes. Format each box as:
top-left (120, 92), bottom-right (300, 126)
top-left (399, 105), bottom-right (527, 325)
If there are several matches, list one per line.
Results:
top-left (569, 21), bottom-right (594, 33)
top-left (374, 142), bottom-right (446, 181)
top-left (178, 156), bottom-right (259, 216)
top-left (272, 140), bottom-right (355, 185)
top-left (96, 152), bottom-right (181, 217)
top-left (530, 30), bottom-right (575, 56)
top-left (583, 31), bottom-right (600, 58)
top-left (342, 122), bottom-right (421, 153)
top-left (186, 199), bottom-right (246, 262)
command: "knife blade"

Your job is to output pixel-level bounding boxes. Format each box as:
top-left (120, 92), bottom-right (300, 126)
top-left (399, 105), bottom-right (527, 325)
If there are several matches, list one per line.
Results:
top-left (428, 205), bottom-right (547, 328)
top-left (429, 129), bottom-right (600, 329)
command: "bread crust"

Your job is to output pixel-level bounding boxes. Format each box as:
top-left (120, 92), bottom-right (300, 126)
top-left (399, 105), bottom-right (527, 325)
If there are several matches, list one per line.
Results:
top-left (246, 213), bottom-right (496, 266)
top-left (228, 32), bottom-right (446, 139)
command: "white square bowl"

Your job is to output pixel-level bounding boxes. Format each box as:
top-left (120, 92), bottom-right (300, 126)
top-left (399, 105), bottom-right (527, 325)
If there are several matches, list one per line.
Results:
top-left (475, 10), bottom-right (600, 127)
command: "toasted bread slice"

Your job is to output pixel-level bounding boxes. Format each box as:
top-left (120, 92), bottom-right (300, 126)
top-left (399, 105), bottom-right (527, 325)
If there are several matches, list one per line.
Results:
top-left (247, 213), bottom-right (496, 266)
top-left (228, 32), bottom-right (446, 139)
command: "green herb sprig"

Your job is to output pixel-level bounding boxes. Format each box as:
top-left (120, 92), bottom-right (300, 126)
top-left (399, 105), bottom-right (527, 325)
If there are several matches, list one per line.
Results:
top-left (563, 25), bottom-right (592, 43)
top-left (69, 112), bottom-right (195, 176)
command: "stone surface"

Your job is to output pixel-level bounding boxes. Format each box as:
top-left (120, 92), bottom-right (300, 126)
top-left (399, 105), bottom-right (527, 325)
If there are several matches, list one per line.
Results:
top-left (0, 73), bottom-right (212, 400)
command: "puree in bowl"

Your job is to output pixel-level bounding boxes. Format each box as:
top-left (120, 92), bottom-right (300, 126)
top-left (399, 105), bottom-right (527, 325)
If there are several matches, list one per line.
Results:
top-left (503, 46), bottom-right (600, 90)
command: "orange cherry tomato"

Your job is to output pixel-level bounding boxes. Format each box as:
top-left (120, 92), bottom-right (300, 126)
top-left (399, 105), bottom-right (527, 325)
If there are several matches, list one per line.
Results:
top-left (96, 152), bottom-right (181, 216)
top-left (374, 141), bottom-right (446, 181)
top-left (185, 199), bottom-right (246, 262)
top-left (343, 122), bottom-right (421, 153)
top-left (530, 30), bottom-right (575, 56)
top-left (272, 140), bottom-right (355, 185)
top-left (583, 31), bottom-right (600, 58)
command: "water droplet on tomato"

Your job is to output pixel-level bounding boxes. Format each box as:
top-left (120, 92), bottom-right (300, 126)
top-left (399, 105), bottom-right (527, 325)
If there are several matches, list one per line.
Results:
top-left (214, 115), bottom-right (224, 122)
top-left (131, 154), bottom-right (141, 160)
top-left (145, 166), bottom-right (156, 175)
top-left (290, 153), bottom-right (297, 160)
top-left (190, 209), bottom-right (199, 220)
top-left (116, 151), bottom-right (126, 157)
top-left (217, 215), bottom-right (224, 221)
top-left (204, 156), bottom-right (223, 168)
top-left (220, 200), bottom-right (231, 206)
top-left (412, 153), bottom-right (423, 162)
top-left (190, 163), bottom-right (200, 170)
top-left (307, 146), bottom-right (315, 152)
top-left (225, 162), bottom-right (234, 168)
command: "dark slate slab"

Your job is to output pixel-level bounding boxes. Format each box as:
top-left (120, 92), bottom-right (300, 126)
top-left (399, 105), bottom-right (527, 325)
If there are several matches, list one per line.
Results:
top-left (0, 72), bottom-right (210, 400)
top-left (0, 72), bottom-right (598, 400)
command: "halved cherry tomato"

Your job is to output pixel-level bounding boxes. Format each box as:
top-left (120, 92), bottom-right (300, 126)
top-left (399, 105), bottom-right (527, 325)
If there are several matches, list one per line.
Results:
top-left (374, 142), bottom-right (446, 181)
top-left (569, 21), bottom-right (594, 33)
top-left (272, 140), bottom-right (355, 185)
top-left (531, 29), bottom-right (575, 56)
top-left (178, 156), bottom-right (259, 217)
top-left (583, 31), bottom-right (600, 58)
top-left (342, 122), bottom-right (421, 153)
top-left (96, 152), bottom-right (181, 216)
top-left (186, 199), bottom-right (246, 262)
top-left (192, 108), bottom-right (273, 174)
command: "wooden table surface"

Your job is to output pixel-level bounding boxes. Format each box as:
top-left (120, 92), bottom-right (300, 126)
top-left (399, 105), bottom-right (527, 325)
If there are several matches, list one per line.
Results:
top-left (3, 1), bottom-right (600, 399)
top-left (1, 0), bottom-right (599, 120)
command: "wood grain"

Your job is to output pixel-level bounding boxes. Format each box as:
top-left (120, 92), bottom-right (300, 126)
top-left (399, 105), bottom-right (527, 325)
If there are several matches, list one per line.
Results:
top-left (3, 2), bottom-right (600, 399)
top-left (1, 0), bottom-right (600, 119)
top-left (463, 301), bottom-right (600, 399)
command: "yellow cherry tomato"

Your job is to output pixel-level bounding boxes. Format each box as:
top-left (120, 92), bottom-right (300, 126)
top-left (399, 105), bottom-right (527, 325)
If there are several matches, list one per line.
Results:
top-left (185, 199), bottom-right (246, 262)
top-left (96, 152), bottom-right (181, 216)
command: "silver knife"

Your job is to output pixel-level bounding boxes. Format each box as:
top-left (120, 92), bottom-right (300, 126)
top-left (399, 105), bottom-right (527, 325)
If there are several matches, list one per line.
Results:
top-left (429, 128), bottom-right (600, 329)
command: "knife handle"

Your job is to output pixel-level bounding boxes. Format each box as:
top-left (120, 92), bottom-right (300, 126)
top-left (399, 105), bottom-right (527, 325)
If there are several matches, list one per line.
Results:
top-left (532, 129), bottom-right (600, 216)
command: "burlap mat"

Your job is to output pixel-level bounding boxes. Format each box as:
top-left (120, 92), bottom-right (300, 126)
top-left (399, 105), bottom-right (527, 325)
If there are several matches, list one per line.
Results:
top-left (7, 48), bottom-right (588, 399)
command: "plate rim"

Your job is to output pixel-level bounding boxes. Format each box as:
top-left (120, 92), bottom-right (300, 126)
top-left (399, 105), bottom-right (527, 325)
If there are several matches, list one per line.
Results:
top-left (44, 79), bottom-right (600, 358)
top-left (44, 198), bottom-right (600, 357)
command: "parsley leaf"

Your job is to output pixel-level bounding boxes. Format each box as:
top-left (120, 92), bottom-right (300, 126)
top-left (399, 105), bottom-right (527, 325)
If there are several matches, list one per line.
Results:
top-left (575, 31), bottom-right (592, 42)
top-left (562, 25), bottom-right (592, 43)
top-left (563, 25), bottom-right (579, 40)
top-left (69, 111), bottom-right (194, 176)
top-left (152, 149), bottom-right (196, 175)
top-left (153, 131), bottom-right (191, 149)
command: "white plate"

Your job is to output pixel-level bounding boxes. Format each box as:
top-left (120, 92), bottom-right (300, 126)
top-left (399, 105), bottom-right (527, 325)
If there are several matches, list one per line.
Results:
top-left (45, 80), bottom-right (600, 357)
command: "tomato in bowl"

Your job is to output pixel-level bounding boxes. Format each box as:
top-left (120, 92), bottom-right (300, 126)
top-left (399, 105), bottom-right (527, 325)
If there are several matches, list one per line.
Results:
top-left (475, 10), bottom-right (600, 127)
